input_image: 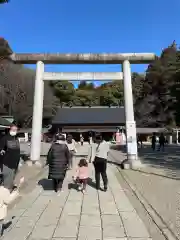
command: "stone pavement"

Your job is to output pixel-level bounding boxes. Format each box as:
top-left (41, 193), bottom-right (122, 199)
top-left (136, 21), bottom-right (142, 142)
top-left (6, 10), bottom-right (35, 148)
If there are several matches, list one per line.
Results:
top-left (2, 151), bottom-right (151, 240)
top-left (109, 146), bottom-right (180, 239)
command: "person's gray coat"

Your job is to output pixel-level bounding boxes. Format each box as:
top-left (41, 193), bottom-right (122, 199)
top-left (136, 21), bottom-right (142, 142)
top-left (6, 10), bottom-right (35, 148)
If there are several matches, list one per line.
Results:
top-left (47, 140), bottom-right (70, 180)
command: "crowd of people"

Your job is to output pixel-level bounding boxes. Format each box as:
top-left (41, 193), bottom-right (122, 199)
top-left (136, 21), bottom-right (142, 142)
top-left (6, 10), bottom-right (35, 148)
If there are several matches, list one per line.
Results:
top-left (0, 125), bottom-right (110, 237)
top-left (0, 123), bottom-right (173, 238)
top-left (46, 132), bottom-right (109, 193)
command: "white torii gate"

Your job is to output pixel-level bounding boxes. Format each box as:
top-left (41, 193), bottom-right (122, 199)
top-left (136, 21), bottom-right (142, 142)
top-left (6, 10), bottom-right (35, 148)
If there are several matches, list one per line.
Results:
top-left (30, 63), bottom-right (139, 168)
top-left (0, 38), bottom-right (156, 169)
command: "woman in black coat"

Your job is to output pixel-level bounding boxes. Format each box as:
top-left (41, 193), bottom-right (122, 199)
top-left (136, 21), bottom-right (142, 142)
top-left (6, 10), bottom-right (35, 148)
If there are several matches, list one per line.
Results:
top-left (47, 134), bottom-right (70, 192)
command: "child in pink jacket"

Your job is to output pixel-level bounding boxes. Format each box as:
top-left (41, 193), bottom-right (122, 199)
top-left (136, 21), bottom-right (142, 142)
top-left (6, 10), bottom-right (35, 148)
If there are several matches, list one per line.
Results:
top-left (73, 159), bottom-right (88, 193)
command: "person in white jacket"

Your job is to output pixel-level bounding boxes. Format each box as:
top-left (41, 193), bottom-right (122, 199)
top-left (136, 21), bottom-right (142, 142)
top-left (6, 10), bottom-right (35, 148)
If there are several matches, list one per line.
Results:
top-left (66, 135), bottom-right (77, 169)
top-left (93, 133), bottom-right (109, 191)
top-left (0, 176), bottom-right (24, 236)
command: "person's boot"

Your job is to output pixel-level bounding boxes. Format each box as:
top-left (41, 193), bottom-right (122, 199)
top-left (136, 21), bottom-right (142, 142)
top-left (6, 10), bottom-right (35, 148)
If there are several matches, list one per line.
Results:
top-left (96, 185), bottom-right (100, 190)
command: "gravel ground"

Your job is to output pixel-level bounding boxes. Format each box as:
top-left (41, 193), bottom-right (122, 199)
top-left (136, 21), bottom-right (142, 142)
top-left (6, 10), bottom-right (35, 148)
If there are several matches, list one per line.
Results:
top-left (120, 169), bottom-right (180, 239)
top-left (109, 145), bottom-right (180, 239)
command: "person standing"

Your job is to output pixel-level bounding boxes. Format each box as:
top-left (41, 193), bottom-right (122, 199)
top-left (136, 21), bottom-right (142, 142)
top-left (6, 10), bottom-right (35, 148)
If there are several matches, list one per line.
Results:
top-left (66, 134), bottom-right (77, 169)
top-left (151, 132), bottom-right (156, 151)
top-left (158, 133), bottom-right (165, 151)
top-left (47, 134), bottom-right (70, 193)
top-left (80, 134), bottom-right (84, 146)
top-left (0, 124), bottom-right (21, 190)
top-left (93, 133), bottom-right (109, 191)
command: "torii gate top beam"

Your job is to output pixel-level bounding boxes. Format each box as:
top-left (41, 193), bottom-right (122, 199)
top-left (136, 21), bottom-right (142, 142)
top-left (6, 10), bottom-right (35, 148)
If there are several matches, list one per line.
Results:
top-left (10, 53), bottom-right (155, 64)
top-left (0, 38), bottom-right (156, 64)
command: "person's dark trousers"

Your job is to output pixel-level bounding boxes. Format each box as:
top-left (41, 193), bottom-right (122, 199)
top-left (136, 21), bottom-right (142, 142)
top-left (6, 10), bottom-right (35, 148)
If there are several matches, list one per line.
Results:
top-left (159, 143), bottom-right (164, 151)
top-left (2, 165), bottom-right (16, 190)
top-left (93, 157), bottom-right (108, 191)
top-left (152, 143), bottom-right (156, 151)
top-left (53, 179), bottom-right (63, 192)
top-left (0, 219), bottom-right (3, 237)
top-left (81, 142), bottom-right (83, 146)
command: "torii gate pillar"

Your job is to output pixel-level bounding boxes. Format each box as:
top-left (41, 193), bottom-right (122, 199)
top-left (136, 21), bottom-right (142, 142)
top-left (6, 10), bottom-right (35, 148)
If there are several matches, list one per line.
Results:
top-left (122, 60), bottom-right (141, 168)
top-left (30, 61), bottom-right (44, 165)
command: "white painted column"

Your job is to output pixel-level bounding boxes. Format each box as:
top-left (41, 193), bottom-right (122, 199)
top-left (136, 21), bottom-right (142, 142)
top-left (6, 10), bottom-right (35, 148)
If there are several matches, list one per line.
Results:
top-left (176, 130), bottom-right (179, 144)
top-left (122, 60), bottom-right (140, 168)
top-left (169, 135), bottom-right (172, 144)
top-left (30, 61), bottom-right (44, 164)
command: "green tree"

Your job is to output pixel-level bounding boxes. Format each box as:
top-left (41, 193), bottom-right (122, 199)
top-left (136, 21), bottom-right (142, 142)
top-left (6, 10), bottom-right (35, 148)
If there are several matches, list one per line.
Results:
top-left (72, 89), bottom-right (98, 106)
top-left (97, 81), bottom-right (124, 106)
top-left (50, 80), bottom-right (75, 105)
top-left (138, 42), bottom-right (178, 127)
top-left (0, 0), bottom-right (9, 4)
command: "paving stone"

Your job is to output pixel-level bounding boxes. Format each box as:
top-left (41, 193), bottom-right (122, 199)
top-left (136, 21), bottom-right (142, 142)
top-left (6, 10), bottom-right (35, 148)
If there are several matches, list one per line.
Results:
top-left (15, 215), bottom-right (39, 228)
top-left (78, 226), bottom-right (102, 239)
top-left (80, 214), bottom-right (101, 226)
top-left (54, 224), bottom-right (78, 238)
top-left (22, 206), bottom-right (45, 217)
top-left (112, 191), bottom-right (135, 212)
top-left (15, 198), bottom-right (36, 209)
top-left (62, 201), bottom-right (82, 215)
top-left (7, 208), bottom-right (26, 220)
top-left (54, 215), bottom-right (79, 238)
top-left (82, 205), bottom-right (100, 215)
top-left (40, 190), bottom-right (58, 196)
top-left (36, 213), bottom-right (60, 226)
top-left (121, 211), bottom-right (150, 238)
top-left (101, 214), bottom-right (123, 227)
top-left (100, 202), bottom-right (118, 215)
top-left (52, 238), bottom-right (76, 240)
top-left (30, 225), bottom-right (55, 239)
top-left (5, 146), bottom-right (151, 240)
top-left (128, 238), bottom-right (152, 240)
top-left (48, 194), bottom-right (68, 207)
top-left (3, 227), bottom-right (33, 240)
top-left (78, 238), bottom-right (101, 240)
top-left (58, 215), bottom-right (79, 226)
top-left (82, 200), bottom-right (99, 210)
top-left (104, 238), bottom-right (127, 240)
top-left (68, 191), bottom-right (83, 201)
top-left (40, 205), bottom-right (63, 218)
top-left (103, 224), bottom-right (126, 238)
top-left (32, 195), bottom-right (51, 206)
top-left (98, 191), bottom-right (114, 202)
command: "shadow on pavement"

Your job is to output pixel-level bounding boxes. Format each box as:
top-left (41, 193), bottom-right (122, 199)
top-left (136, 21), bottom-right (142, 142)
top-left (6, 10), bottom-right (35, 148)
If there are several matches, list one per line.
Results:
top-left (110, 144), bottom-right (180, 179)
top-left (2, 220), bottom-right (12, 236)
top-left (68, 177), bottom-right (97, 191)
top-left (68, 182), bottom-right (77, 190)
top-left (87, 177), bottom-right (97, 189)
top-left (38, 178), bottom-right (53, 191)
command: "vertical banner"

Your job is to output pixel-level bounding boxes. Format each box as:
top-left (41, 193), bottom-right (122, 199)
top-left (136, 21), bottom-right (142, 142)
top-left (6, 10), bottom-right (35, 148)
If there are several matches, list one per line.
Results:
top-left (126, 121), bottom-right (137, 155)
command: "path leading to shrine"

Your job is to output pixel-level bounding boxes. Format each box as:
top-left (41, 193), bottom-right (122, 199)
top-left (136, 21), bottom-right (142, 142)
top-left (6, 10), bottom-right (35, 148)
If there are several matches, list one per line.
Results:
top-left (2, 145), bottom-right (151, 240)
top-left (109, 144), bottom-right (180, 240)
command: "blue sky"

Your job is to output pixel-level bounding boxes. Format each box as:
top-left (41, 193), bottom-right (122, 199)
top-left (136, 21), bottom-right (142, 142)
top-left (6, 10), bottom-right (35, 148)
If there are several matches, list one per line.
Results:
top-left (1, 0), bottom-right (180, 88)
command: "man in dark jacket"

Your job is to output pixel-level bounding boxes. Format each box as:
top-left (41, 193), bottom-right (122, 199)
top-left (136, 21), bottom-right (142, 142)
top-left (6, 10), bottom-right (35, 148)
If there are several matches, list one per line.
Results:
top-left (0, 124), bottom-right (21, 190)
top-left (47, 134), bottom-right (70, 192)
